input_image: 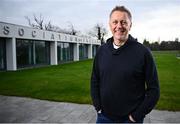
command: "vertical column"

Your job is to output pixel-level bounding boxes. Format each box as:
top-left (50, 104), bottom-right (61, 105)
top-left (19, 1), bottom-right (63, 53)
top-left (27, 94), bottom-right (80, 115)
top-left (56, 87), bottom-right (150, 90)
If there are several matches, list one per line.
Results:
top-left (88, 44), bottom-right (92, 59)
top-left (6, 37), bottom-right (17, 71)
top-left (73, 43), bottom-right (79, 61)
top-left (50, 41), bottom-right (57, 65)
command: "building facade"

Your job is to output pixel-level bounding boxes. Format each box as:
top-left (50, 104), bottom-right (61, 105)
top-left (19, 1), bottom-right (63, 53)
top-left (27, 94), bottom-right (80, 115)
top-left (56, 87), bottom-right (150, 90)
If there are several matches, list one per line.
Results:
top-left (0, 22), bottom-right (100, 71)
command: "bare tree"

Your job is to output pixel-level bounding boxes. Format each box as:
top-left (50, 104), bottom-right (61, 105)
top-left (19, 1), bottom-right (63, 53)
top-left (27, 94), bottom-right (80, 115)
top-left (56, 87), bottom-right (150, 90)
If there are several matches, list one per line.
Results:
top-left (45, 21), bottom-right (53, 31)
top-left (25, 14), bottom-right (45, 30)
top-left (88, 23), bottom-right (107, 44)
top-left (25, 14), bottom-right (79, 35)
top-left (67, 21), bottom-right (78, 35)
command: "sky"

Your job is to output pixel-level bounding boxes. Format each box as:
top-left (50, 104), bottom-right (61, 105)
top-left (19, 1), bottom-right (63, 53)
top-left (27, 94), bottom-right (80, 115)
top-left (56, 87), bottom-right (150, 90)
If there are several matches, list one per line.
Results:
top-left (0, 0), bottom-right (180, 43)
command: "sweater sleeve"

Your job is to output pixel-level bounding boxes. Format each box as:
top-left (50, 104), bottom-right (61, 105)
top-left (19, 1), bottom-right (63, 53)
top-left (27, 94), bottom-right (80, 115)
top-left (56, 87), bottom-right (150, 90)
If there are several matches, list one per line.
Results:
top-left (90, 51), bottom-right (101, 112)
top-left (131, 50), bottom-right (160, 121)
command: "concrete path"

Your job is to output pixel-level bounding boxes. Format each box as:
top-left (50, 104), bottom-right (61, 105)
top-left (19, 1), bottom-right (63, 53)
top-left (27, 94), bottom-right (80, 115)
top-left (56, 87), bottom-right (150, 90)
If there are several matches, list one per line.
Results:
top-left (0, 95), bottom-right (180, 123)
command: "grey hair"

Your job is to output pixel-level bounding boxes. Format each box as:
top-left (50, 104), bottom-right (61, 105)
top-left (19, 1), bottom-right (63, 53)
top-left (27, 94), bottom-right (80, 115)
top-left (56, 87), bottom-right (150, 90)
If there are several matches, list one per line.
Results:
top-left (110, 6), bottom-right (132, 21)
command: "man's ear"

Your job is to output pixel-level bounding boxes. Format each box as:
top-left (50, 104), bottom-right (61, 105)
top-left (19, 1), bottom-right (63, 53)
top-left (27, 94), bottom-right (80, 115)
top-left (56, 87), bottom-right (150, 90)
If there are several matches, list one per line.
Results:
top-left (129, 22), bottom-right (132, 30)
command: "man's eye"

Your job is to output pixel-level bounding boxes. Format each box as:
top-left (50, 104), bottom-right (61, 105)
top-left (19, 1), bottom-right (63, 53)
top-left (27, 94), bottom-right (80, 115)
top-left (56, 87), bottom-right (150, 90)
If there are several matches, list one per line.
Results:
top-left (112, 21), bottom-right (118, 24)
top-left (121, 21), bottom-right (127, 25)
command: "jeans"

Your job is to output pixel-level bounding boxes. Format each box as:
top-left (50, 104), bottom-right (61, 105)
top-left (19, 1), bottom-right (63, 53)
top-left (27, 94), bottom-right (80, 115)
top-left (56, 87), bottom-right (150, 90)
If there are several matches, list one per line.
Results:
top-left (96, 113), bottom-right (144, 123)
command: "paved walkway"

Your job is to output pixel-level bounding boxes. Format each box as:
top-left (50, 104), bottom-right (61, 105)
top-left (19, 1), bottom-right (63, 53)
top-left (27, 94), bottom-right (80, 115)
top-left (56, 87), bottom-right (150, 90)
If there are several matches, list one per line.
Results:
top-left (0, 95), bottom-right (180, 123)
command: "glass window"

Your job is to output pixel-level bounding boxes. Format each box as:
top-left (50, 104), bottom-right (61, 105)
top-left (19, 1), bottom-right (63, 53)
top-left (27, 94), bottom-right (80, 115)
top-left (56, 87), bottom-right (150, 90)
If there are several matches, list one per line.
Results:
top-left (79, 44), bottom-right (88, 60)
top-left (16, 39), bottom-right (33, 68)
top-left (69, 43), bottom-right (73, 61)
top-left (16, 39), bottom-right (50, 68)
top-left (35, 41), bottom-right (50, 65)
top-left (92, 45), bottom-right (99, 57)
top-left (57, 42), bottom-right (74, 63)
top-left (57, 42), bottom-right (64, 63)
top-left (63, 43), bottom-right (69, 61)
top-left (0, 38), bottom-right (6, 70)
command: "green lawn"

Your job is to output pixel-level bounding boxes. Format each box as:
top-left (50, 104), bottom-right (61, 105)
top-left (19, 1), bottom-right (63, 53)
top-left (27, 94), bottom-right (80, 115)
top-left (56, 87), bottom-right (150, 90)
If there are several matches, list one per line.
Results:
top-left (0, 51), bottom-right (180, 111)
top-left (153, 51), bottom-right (180, 111)
top-left (0, 60), bottom-right (93, 104)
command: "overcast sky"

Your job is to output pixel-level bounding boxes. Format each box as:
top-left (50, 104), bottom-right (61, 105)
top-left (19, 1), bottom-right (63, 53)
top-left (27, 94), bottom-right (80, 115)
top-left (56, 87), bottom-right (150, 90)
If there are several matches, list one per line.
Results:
top-left (0, 0), bottom-right (180, 42)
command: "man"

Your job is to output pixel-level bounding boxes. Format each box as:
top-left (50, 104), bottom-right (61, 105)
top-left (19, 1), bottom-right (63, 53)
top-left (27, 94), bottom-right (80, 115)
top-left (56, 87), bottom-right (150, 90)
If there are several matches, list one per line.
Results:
top-left (91, 6), bottom-right (160, 123)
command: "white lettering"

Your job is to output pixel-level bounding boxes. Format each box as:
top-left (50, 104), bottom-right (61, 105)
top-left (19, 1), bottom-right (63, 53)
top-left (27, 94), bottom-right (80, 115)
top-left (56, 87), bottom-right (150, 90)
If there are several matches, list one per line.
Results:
top-left (51, 34), bottom-right (54, 39)
top-left (32, 30), bottom-right (36, 37)
top-left (43, 32), bottom-right (45, 39)
top-left (18, 28), bottom-right (24, 36)
top-left (0, 22), bottom-right (98, 45)
top-left (3, 26), bottom-right (10, 35)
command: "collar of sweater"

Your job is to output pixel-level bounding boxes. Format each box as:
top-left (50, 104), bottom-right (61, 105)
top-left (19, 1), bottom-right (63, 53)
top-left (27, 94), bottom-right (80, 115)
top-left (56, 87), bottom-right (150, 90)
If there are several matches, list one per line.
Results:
top-left (107, 34), bottom-right (137, 55)
top-left (113, 42), bottom-right (126, 49)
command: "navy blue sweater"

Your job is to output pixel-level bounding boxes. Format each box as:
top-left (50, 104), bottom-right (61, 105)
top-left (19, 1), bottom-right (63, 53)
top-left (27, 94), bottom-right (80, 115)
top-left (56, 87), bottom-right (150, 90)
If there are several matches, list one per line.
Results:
top-left (91, 35), bottom-right (160, 122)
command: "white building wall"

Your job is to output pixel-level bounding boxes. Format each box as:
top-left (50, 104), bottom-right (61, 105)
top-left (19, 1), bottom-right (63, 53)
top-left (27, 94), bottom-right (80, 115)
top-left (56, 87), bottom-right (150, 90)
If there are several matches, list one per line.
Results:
top-left (0, 21), bottom-right (100, 45)
top-left (0, 21), bottom-right (100, 71)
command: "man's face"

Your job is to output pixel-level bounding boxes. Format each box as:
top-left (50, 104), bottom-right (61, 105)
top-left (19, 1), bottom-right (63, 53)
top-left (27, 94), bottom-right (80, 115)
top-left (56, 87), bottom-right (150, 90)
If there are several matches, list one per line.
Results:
top-left (109, 11), bottom-right (132, 42)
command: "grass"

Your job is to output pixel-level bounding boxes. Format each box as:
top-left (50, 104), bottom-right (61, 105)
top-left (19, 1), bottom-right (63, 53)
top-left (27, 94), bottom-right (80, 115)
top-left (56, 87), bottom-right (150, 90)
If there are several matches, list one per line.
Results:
top-left (0, 51), bottom-right (180, 111)
top-left (152, 51), bottom-right (180, 111)
top-left (0, 60), bottom-right (93, 104)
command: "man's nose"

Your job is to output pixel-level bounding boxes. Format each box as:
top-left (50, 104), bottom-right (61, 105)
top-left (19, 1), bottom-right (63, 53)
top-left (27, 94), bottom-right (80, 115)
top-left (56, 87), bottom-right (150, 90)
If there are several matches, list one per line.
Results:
top-left (116, 22), bottom-right (123, 28)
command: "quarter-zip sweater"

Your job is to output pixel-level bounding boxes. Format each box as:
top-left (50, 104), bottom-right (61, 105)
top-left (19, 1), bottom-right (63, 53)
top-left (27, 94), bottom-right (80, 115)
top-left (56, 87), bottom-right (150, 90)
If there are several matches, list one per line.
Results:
top-left (91, 35), bottom-right (160, 122)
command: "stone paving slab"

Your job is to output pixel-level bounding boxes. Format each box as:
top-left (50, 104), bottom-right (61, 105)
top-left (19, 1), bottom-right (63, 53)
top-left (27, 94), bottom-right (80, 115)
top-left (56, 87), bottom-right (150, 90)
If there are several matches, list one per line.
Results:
top-left (0, 95), bottom-right (180, 123)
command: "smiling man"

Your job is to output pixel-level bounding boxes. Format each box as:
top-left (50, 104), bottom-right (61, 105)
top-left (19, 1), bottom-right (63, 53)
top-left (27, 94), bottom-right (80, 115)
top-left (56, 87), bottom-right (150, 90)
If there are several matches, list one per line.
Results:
top-left (91, 6), bottom-right (160, 123)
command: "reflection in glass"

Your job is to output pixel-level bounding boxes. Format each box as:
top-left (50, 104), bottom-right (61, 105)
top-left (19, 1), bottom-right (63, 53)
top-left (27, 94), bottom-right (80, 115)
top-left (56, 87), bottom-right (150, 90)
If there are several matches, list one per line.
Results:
top-left (35, 41), bottom-right (50, 64)
top-left (16, 40), bottom-right (33, 67)
top-left (92, 45), bottom-right (99, 57)
top-left (16, 39), bottom-right (50, 68)
top-left (79, 44), bottom-right (88, 60)
top-left (57, 42), bottom-right (73, 63)
top-left (0, 38), bottom-right (6, 70)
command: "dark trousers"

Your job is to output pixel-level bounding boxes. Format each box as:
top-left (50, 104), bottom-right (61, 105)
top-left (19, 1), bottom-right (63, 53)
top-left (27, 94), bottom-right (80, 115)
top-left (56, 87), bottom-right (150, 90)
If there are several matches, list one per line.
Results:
top-left (96, 113), bottom-right (144, 123)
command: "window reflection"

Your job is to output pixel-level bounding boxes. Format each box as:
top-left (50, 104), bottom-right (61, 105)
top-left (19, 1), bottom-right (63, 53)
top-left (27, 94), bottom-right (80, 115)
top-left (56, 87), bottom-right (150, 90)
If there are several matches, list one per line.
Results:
top-left (16, 39), bottom-right (50, 68)
top-left (57, 42), bottom-right (73, 63)
top-left (79, 44), bottom-right (88, 60)
top-left (0, 38), bottom-right (6, 70)
top-left (92, 45), bottom-right (99, 57)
